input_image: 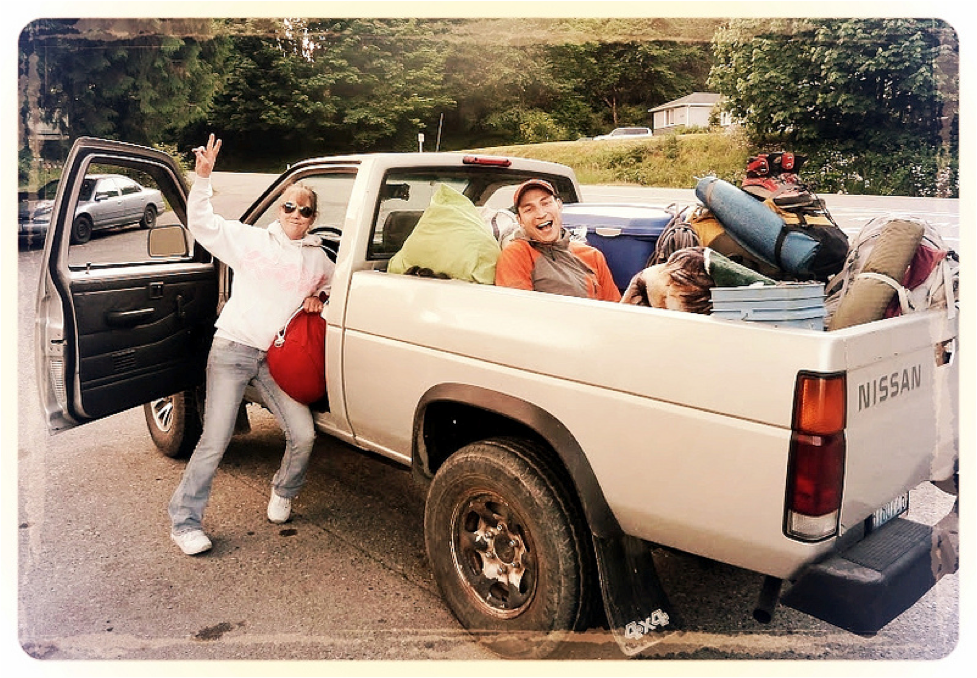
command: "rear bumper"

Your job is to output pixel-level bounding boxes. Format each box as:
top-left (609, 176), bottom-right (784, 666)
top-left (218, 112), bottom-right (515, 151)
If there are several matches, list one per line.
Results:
top-left (780, 515), bottom-right (956, 634)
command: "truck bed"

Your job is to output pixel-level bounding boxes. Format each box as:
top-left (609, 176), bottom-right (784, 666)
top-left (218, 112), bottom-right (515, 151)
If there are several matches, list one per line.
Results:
top-left (336, 271), bottom-right (958, 579)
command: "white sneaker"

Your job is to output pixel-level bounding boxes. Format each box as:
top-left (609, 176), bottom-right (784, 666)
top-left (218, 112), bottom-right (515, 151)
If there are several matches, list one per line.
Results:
top-left (267, 491), bottom-right (292, 524)
top-left (171, 529), bottom-right (212, 555)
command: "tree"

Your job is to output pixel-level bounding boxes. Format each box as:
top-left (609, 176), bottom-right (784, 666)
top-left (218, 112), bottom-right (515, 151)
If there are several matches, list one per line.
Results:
top-left (441, 41), bottom-right (561, 144)
top-left (709, 18), bottom-right (951, 149)
top-left (19, 19), bottom-right (227, 148)
top-left (211, 19), bottom-right (454, 156)
top-left (545, 41), bottom-right (711, 130)
top-left (709, 18), bottom-right (957, 195)
top-left (325, 19), bottom-right (454, 151)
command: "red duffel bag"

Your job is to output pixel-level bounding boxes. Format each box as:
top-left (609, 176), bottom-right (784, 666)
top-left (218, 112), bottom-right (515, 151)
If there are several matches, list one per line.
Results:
top-left (266, 309), bottom-right (327, 404)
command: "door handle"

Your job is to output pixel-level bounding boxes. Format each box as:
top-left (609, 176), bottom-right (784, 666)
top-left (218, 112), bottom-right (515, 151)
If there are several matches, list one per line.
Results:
top-left (106, 308), bottom-right (155, 327)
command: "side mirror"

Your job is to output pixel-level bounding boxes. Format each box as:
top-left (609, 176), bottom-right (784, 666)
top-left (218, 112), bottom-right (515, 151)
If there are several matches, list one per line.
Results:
top-left (148, 224), bottom-right (190, 258)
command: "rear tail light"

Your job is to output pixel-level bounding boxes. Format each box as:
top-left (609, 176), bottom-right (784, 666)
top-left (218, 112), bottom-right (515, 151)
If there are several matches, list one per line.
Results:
top-left (785, 372), bottom-right (847, 541)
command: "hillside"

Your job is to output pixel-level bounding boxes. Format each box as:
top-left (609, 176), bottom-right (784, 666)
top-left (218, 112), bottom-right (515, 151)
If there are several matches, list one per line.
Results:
top-left (470, 130), bottom-right (751, 188)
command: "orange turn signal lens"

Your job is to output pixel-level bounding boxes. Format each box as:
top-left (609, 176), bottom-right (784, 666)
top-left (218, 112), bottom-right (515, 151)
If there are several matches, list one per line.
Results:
top-left (793, 372), bottom-right (846, 435)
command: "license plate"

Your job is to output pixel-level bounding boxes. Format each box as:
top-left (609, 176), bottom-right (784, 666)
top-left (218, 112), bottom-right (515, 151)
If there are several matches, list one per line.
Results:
top-left (868, 493), bottom-right (909, 531)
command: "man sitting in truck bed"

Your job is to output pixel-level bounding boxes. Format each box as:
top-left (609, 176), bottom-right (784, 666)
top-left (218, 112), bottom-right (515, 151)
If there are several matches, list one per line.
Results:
top-left (495, 179), bottom-right (621, 302)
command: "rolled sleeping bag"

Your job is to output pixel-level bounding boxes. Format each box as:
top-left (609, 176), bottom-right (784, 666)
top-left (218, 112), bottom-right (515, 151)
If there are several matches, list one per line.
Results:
top-left (696, 176), bottom-right (820, 278)
top-left (703, 248), bottom-right (776, 288)
top-left (827, 218), bottom-right (924, 331)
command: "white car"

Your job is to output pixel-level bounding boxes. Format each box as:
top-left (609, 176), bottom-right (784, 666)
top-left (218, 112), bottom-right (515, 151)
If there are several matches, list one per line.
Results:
top-left (594, 126), bottom-right (653, 141)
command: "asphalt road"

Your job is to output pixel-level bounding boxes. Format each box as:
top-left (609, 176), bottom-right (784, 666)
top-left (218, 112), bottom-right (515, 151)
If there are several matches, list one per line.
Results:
top-left (10, 175), bottom-right (963, 672)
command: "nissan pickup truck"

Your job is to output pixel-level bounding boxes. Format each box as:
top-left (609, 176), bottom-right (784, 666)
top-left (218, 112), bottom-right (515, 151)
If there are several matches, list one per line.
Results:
top-left (35, 137), bottom-right (960, 659)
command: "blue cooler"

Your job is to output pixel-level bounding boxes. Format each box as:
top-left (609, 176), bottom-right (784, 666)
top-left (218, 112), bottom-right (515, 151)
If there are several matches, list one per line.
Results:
top-left (561, 203), bottom-right (672, 291)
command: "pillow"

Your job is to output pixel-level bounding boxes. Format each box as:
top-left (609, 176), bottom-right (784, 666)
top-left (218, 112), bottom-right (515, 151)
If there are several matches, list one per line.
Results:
top-left (388, 184), bottom-right (500, 284)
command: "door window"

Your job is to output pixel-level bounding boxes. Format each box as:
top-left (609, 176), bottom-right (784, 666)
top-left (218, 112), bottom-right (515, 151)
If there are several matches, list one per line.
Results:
top-left (66, 159), bottom-right (183, 270)
top-left (94, 178), bottom-right (121, 200)
top-left (117, 177), bottom-right (142, 195)
top-left (249, 169), bottom-right (357, 263)
top-left (250, 171), bottom-right (357, 231)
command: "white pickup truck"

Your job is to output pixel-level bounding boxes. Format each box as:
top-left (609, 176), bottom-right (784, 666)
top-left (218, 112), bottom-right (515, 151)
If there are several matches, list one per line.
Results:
top-left (35, 138), bottom-right (959, 658)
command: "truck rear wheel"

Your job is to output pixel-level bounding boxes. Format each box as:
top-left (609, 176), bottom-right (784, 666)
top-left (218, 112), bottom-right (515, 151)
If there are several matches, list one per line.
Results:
top-left (424, 437), bottom-right (594, 659)
top-left (143, 391), bottom-right (202, 459)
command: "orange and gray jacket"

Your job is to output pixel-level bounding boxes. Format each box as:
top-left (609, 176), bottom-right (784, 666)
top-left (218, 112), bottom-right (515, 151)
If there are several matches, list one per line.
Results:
top-left (495, 230), bottom-right (621, 302)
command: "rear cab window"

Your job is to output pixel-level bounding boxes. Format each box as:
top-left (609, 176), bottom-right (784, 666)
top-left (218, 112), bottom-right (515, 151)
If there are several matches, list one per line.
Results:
top-left (368, 167), bottom-right (578, 262)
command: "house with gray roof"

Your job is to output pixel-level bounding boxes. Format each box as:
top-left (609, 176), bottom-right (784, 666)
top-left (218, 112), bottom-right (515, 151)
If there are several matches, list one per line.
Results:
top-left (648, 92), bottom-right (738, 134)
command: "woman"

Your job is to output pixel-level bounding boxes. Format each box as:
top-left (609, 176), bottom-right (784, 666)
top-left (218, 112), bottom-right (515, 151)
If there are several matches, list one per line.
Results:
top-left (168, 135), bottom-right (334, 555)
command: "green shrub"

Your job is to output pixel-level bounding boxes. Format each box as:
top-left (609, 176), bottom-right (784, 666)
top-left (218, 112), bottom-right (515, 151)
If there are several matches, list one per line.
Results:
top-left (484, 108), bottom-right (571, 144)
top-left (153, 141), bottom-right (192, 178)
top-left (805, 144), bottom-right (954, 197)
top-left (463, 130), bottom-right (952, 196)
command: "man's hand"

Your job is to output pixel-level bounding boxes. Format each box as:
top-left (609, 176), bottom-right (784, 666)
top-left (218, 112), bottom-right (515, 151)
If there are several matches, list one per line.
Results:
top-left (193, 134), bottom-right (222, 178)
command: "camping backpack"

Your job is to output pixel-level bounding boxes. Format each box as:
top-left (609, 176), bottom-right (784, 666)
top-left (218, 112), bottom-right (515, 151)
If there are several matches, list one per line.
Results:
top-left (760, 191), bottom-right (850, 282)
top-left (645, 204), bottom-right (700, 266)
top-left (824, 214), bottom-right (959, 328)
top-left (697, 173), bottom-right (848, 282)
top-left (743, 152), bottom-right (848, 281)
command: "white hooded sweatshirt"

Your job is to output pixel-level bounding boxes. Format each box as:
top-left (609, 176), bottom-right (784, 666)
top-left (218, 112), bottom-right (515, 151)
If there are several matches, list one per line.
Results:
top-left (187, 176), bottom-right (335, 350)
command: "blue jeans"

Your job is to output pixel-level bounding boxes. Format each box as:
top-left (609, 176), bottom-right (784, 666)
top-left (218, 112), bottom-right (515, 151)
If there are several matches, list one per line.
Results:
top-left (168, 337), bottom-right (316, 534)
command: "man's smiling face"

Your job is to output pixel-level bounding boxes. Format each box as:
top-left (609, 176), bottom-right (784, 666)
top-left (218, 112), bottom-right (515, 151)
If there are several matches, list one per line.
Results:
top-left (516, 187), bottom-right (563, 243)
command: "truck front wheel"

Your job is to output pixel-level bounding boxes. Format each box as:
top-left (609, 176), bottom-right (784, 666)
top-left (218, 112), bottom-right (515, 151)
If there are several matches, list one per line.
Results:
top-left (143, 391), bottom-right (202, 459)
top-left (424, 437), bottom-right (594, 659)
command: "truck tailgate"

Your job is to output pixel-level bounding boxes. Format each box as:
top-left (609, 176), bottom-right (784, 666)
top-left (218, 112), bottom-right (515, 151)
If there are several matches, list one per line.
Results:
top-left (838, 309), bottom-right (958, 533)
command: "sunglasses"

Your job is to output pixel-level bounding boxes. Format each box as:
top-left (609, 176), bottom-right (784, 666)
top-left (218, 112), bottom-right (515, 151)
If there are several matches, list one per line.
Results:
top-left (282, 201), bottom-right (314, 218)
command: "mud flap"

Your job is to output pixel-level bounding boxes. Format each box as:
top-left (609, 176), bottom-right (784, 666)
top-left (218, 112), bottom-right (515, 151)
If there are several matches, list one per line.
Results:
top-left (593, 534), bottom-right (679, 656)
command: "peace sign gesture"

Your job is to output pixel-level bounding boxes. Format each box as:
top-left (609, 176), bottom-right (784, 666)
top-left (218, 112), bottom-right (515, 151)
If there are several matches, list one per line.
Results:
top-left (193, 134), bottom-right (222, 178)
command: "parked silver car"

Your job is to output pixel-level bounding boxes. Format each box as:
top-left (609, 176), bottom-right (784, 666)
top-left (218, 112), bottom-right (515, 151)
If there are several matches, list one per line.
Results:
top-left (19, 173), bottom-right (166, 245)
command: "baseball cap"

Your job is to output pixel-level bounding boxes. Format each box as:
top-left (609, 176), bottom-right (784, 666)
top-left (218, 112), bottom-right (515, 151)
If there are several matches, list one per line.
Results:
top-left (512, 179), bottom-right (558, 209)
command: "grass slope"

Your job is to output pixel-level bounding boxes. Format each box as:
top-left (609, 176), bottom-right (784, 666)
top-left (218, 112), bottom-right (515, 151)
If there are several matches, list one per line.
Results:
top-left (470, 130), bottom-right (751, 188)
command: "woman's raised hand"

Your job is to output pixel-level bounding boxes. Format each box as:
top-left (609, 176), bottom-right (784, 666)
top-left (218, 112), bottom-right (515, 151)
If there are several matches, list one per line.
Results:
top-left (193, 134), bottom-right (222, 178)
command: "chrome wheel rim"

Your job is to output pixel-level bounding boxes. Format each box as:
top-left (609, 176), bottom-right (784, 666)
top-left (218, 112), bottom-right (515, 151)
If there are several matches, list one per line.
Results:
top-left (148, 396), bottom-right (174, 432)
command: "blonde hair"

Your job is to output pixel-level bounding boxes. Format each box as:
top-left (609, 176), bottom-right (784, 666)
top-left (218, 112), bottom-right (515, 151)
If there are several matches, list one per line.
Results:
top-left (282, 181), bottom-right (318, 217)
